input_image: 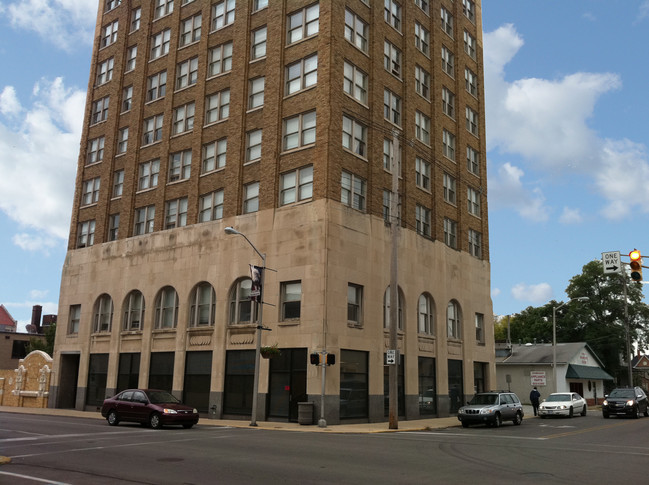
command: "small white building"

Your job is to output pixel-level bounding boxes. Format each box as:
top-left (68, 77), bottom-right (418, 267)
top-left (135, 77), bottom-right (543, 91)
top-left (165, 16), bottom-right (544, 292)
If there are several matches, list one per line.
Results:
top-left (496, 343), bottom-right (613, 405)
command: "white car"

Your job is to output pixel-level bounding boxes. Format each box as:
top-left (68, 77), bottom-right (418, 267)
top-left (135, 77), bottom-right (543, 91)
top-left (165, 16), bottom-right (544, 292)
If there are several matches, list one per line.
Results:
top-left (538, 392), bottom-right (587, 418)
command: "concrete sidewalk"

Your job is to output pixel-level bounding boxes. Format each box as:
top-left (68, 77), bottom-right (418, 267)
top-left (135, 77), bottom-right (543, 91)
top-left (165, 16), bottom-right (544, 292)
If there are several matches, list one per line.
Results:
top-left (0, 405), bottom-right (537, 433)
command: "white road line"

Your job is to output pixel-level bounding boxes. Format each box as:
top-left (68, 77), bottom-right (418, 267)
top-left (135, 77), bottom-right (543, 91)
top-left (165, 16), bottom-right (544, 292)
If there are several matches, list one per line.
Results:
top-left (0, 470), bottom-right (71, 485)
top-left (402, 431), bottom-right (548, 440)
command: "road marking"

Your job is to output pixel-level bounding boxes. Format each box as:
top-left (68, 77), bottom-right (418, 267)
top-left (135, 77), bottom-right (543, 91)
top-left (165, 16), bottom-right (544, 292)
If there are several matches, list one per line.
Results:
top-left (544, 420), bottom-right (640, 439)
top-left (0, 470), bottom-right (71, 485)
top-left (403, 431), bottom-right (547, 440)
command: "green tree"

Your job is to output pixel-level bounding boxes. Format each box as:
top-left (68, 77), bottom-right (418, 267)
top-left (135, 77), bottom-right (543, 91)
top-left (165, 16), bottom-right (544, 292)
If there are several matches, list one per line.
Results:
top-left (26, 323), bottom-right (56, 357)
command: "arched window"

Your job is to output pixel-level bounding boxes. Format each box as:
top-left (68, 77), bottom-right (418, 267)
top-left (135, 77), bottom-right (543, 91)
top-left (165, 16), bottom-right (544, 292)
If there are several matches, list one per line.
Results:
top-left (229, 278), bottom-right (259, 324)
top-left (383, 286), bottom-right (404, 330)
top-left (123, 290), bottom-right (145, 331)
top-left (418, 293), bottom-right (434, 335)
top-left (155, 286), bottom-right (178, 329)
top-left (447, 300), bottom-right (461, 339)
top-left (93, 293), bottom-right (113, 333)
top-left (190, 282), bottom-right (216, 327)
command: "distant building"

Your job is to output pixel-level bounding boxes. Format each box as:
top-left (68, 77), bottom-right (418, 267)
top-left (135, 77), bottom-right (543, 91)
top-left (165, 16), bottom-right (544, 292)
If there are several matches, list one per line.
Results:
top-left (0, 305), bottom-right (17, 333)
top-left (632, 354), bottom-right (649, 390)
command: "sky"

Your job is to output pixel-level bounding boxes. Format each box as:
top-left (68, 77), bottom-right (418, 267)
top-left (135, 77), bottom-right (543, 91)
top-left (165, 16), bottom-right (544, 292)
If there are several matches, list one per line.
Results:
top-left (0, 1), bottom-right (648, 332)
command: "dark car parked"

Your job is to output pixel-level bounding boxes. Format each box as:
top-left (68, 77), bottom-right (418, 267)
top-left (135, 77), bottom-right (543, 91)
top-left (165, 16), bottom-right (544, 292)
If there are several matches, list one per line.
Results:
top-left (602, 387), bottom-right (649, 419)
top-left (101, 389), bottom-right (199, 429)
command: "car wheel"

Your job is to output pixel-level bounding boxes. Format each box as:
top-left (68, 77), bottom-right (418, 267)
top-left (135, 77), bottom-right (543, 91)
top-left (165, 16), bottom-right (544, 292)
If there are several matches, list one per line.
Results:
top-left (581, 405), bottom-right (587, 416)
top-left (149, 412), bottom-right (162, 429)
top-left (182, 423), bottom-right (194, 429)
top-left (603, 412), bottom-right (609, 419)
top-left (569, 407), bottom-right (573, 418)
top-left (644, 406), bottom-right (649, 417)
top-left (633, 406), bottom-right (639, 419)
top-left (107, 410), bottom-right (119, 426)
top-left (493, 413), bottom-right (502, 428)
top-left (513, 411), bottom-right (522, 425)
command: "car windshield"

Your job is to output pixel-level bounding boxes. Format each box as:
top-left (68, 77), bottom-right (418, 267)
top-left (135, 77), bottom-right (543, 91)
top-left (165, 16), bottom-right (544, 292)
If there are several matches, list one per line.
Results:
top-left (469, 394), bottom-right (498, 405)
top-left (146, 390), bottom-right (181, 404)
top-left (609, 389), bottom-right (635, 399)
top-left (547, 394), bottom-right (570, 402)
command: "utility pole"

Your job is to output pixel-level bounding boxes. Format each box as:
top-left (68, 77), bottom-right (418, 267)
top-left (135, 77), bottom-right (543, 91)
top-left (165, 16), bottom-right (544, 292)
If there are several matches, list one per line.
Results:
top-left (622, 276), bottom-right (633, 386)
top-left (388, 130), bottom-right (400, 429)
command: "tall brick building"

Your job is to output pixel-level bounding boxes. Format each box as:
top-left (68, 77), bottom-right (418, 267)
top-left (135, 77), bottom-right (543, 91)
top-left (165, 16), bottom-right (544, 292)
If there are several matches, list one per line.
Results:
top-left (52, 0), bottom-right (493, 424)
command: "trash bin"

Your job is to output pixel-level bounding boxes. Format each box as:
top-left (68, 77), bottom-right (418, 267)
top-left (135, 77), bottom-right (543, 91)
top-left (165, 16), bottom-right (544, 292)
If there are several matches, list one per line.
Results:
top-left (298, 402), bottom-right (314, 425)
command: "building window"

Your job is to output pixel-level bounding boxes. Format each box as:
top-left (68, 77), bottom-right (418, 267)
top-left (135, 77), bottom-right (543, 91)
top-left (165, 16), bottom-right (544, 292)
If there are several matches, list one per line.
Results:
top-left (125, 45), bottom-right (137, 72)
top-left (447, 301), bottom-right (461, 339)
top-left (208, 42), bottom-right (233, 77)
top-left (77, 220), bottom-right (95, 248)
top-left (343, 61), bottom-right (368, 104)
top-left (154, 0), bottom-right (174, 19)
top-left (212, 0), bottom-right (235, 31)
top-left (465, 67), bottom-right (478, 97)
top-left (347, 283), bottom-right (363, 326)
top-left (415, 65), bottom-right (430, 100)
top-left (250, 26), bottom-right (267, 60)
top-left (138, 159), bottom-right (160, 190)
top-left (134, 205), bottom-right (155, 235)
top-left (466, 107), bottom-right (479, 136)
top-left (283, 111), bottom-right (316, 151)
top-left (384, 0), bottom-right (401, 31)
top-left (81, 177), bottom-right (101, 206)
top-left (415, 0), bottom-right (429, 15)
top-left (101, 20), bottom-right (118, 48)
top-left (464, 30), bottom-right (476, 59)
top-left (121, 85), bottom-right (133, 113)
top-left (87, 136), bottom-right (104, 165)
top-left (441, 7), bottom-right (453, 37)
top-left (117, 127), bottom-right (128, 154)
top-left (106, 0), bottom-right (121, 12)
top-left (91, 96), bottom-right (109, 125)
top-left (172, 102), bottom-right (195, 135)
top-left (287, 3), bottom-right (319, 44)
top-left (190, 282), bottom-right (216, 327)
top-left (93, 294), bottom-right (113, 333)
top-left (383, 286), bottom-right (403, 330)
top-left (414, 22), bottom-right (430, 56)
top-left (443, 173), bottom-right (457, 204)
top-left (142, 114), bottom-right (164, 145)
top-left (248, 76), bottom-right (265, 109)
top-left (205, 89), bottom-right (230, 124)
top-left (342, 114), bottom-right (367, 157)
top-left (344, 8), bottom-right (368, 53)
top-left (441, 45), bottom-right (454, 77)
top-left (123, 290), bottom-right (144, 331)
top-left (179, 14), bottom-right (201, 47)
top-left (68, 304), bottom-right (81, 334)
top-left (280, 165), bottom-right (313, 206)
top-left (382, 190), bottom-right (392, 222)
top-left (286, 54), bottom-right (317, 95)
top-left (176, 57), bottom-right (198, 90)
top-left (383, 89), bottom-right (401, 126)
top-left (383, 40), bottom-right (402, 78)
top-left (469, 229), bottom-right (482, 258)
top-left (243, 182), bottom-right (260, 214)
top-left (147, 71), bottom-right (167, 102)
top-left (415, 110), bottom-right (430, 145)
top-left (96, 58), bottom-right (114, 86)
top-left (253, 0), bottom-right (268, 12)
top-left (108, 213), bottom-right (119, 241)
top-left (418, 294), bottom-right (434, 335)
top-left (155, 286), bottom-right (178, 329)
top-left (415, 157), bottom-right (431, 191)
top-left (442, 129), bottom-right (456, 160)
top-left (463, 0), bottom-right (476, 22)
top-left (199, 189), bottom-right (224, 222)
top-left (444, 218), bottom-right (457, 248)
top-left (246, 129), bottom-right (262, 163)
top-left (150, 29), bottom-right (171, 60)
top-left (341, 171), bottom-right (366, 211)
top-left (202, 138), bottom-right (227, 173)
top-left (442, 87), bottom-right (455, 118)
top-left (415, 204), bottom-right (431, 237)
top-left (475, 312), bottom-right (484, 343)
top-left (112, 170), bottom-right (124, 198)
top-left (165, 197), bottom-right (188, 229)
top-left (229, 278), bottom-right (259, 324)
top-left (467, 146), bottom-right (480, 175)
top-left (169, 149), bottom-right (192, 182)
top-left (467, 187), bottom-right (481, 216)
top-left (130, 7), bottom-right (141, 32)
top-left (281, 281), bottom-right (301, 320)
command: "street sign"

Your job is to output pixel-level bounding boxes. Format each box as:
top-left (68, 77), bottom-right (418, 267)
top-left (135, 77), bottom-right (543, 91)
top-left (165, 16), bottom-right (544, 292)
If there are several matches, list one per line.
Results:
top-left (602, 251), bottom-right (621, 274)
top-left (386, 349), bottom-right (396, 365)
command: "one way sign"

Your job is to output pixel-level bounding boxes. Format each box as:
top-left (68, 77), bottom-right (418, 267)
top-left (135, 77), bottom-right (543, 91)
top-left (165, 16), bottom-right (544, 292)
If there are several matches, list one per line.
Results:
top-left (602, 251), bottom-right (621, 274)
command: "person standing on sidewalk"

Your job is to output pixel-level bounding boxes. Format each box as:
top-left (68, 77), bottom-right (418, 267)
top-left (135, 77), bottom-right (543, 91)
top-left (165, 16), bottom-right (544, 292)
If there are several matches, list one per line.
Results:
top-left (530, 387), bottom-right (541, 416)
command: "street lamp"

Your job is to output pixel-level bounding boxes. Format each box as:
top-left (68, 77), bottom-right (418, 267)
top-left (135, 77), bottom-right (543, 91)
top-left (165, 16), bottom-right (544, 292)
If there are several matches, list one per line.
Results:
top-left (225, 226), bottom-right (266, 426)
top-left (552, 297), bottom-right (589, 393)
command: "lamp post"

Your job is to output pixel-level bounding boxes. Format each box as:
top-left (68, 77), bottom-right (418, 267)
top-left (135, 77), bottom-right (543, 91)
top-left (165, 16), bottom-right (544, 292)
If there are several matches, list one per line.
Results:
top-left (552, 297), bottom-right (588, 393)
top-left (225, 226), bottom-right (265, 427)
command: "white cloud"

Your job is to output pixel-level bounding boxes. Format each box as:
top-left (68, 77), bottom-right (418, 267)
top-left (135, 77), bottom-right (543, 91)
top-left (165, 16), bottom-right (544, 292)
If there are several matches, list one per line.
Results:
top-left (0, 77), bottom-right (85, 244)
top-left (30, 289), bottom-right (50, 300)
top-left (511, 282), bottom-right (553, 304)
top-left (4, 0), bottom-right (97, 51)
top-left (491, 288), bottom-right (501, 298)
top-left (559, 207), bottom-right (583, 225)
top-left (0, 86), bottom-right (22, 116)
top-left (488, 162), bottom-right (550, 222)
top-left (13, 233), bottom-right (59, 253)
top-left (637, 0), bottom-right (649, 22)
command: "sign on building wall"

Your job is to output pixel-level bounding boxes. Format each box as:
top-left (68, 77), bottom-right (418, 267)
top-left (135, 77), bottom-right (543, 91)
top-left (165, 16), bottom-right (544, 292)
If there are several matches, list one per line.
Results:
top-left (531, 371), bottom-right (546, 387)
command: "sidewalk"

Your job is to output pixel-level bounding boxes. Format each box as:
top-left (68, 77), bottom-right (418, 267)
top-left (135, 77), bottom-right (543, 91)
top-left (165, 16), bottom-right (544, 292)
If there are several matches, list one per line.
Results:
top-left (0, 405), bottom-right (537, 433)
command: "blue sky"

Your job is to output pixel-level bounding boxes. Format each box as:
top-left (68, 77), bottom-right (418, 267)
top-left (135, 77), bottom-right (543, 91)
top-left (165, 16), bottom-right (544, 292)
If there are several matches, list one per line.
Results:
top-left (0, 1), bottom-right (648, 331)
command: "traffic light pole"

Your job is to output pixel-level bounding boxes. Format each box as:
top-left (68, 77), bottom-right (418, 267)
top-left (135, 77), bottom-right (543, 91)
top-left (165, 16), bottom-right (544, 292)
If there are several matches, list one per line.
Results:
top-left (622, 276), bottom-right (633, 387)
top-left (319, 350), bottom-right (327, 428)
top-left (388, 130), bottom-right (400, 430)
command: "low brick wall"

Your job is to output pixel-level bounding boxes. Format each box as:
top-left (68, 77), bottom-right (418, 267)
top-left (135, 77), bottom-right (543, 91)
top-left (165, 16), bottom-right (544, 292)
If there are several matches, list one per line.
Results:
top-left (0, 351), bottom-right (52, 408)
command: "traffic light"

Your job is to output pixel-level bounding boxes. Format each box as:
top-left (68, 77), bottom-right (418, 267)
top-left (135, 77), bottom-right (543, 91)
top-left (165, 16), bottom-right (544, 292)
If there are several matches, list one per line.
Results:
top-left (310, 352), bottom-right (321, 365)
top-left (629, 250), bottom-right (643, 282)
top-left (326, 353), bottom-right (335, 366)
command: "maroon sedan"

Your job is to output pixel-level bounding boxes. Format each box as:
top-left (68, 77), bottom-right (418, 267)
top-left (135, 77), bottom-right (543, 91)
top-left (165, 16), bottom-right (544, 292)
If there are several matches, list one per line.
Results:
top-left (101, 389), bottom-right (199, 429)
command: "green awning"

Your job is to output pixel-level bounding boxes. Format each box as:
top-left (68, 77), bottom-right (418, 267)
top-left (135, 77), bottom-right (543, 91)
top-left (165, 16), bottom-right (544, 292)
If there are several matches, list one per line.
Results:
top-left (566, 364), bottom-right (614, 380)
